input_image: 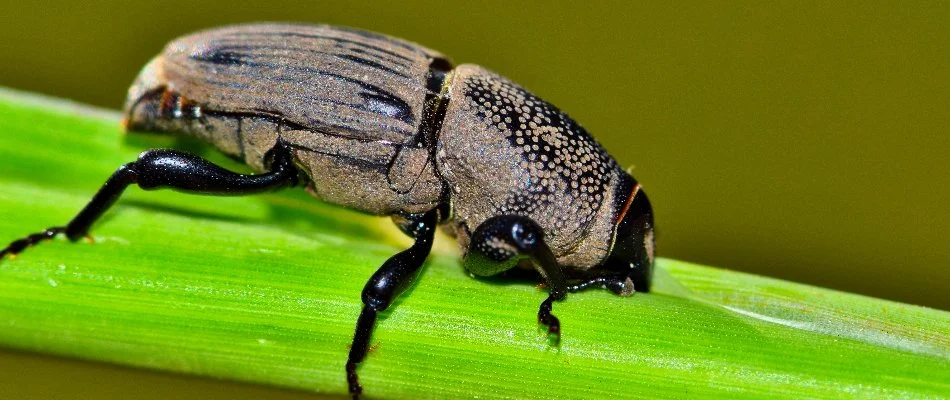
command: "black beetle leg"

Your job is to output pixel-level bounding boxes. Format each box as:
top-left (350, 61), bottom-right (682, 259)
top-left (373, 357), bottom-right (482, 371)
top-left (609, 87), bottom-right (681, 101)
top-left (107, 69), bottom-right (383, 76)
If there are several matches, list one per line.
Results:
top-left (567, 275), bottom-right (636, 296)
top-left (532, 242), bottom-right (567, 344)
top-left (0, 144), bottom-right (298, 260)
top-left (346, 208), bottom-right (438, 399)
top-left (465, 215), bottom-right (568, 344)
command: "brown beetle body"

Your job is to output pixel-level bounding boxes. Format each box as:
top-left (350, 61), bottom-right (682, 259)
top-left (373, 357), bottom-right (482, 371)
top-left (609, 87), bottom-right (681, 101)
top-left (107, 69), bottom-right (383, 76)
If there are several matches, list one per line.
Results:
top-left (7, 23), bottom-right (655, 398)
top-left (125, 24), bottom-right (447, 215)
top-left (125, 23), bottom-right (652, 272)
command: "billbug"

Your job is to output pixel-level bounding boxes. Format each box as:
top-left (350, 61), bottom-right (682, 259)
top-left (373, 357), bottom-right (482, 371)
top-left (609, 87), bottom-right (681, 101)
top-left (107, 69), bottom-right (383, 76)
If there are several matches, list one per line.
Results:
top-left (1, 23), bottom-right (655, 398)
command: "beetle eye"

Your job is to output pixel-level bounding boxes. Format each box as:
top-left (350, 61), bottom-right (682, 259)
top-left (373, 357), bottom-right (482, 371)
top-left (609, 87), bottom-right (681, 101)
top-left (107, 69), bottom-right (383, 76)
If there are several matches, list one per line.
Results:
top-left (602, 179), bottom-right (655, 292)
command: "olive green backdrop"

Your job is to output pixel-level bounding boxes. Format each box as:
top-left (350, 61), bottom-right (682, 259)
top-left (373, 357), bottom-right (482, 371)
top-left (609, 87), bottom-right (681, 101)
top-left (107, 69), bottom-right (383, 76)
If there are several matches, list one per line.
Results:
top-left (0, 1), bottom-right (947, 398)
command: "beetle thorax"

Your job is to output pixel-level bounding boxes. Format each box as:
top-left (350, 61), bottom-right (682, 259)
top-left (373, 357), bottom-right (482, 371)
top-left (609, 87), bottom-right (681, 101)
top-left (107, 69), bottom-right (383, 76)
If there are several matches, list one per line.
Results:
top-left (436, 65), bottom-right (624, 269)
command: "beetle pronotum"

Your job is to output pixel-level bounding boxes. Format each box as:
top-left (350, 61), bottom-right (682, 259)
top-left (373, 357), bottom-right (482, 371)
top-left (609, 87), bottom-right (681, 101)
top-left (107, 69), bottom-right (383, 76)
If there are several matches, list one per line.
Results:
top-left (1, 23), bottom-right (655, 398)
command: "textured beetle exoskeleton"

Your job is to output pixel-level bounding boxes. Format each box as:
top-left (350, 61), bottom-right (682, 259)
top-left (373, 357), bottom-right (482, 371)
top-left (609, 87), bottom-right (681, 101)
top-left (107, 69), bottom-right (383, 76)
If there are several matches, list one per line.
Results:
top-left (437, 65), bottom-right (631, 268)
top-left (125, 24), bottom-right (450, 215)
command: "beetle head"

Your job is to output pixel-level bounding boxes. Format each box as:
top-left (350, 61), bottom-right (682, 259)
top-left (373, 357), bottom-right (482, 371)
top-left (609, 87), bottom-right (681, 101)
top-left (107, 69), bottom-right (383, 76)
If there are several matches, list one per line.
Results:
top-left (601, 172), bottom-right (655, 292)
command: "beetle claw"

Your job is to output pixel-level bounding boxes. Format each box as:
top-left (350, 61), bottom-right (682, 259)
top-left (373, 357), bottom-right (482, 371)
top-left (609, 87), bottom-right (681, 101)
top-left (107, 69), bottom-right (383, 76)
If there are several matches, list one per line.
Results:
top-left (537, 295), bottom-right (562, 345)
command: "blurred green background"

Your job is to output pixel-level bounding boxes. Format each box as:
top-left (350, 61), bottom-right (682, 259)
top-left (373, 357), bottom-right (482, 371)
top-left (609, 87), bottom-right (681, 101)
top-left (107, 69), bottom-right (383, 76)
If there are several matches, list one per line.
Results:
top-left (0, 1), bottom-right (947, 398)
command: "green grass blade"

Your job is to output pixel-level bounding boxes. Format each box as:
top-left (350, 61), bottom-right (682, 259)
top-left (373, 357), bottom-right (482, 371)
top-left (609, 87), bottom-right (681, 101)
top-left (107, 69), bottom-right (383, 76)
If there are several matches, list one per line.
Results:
top-left (0, 87), bottom-right (947, 399)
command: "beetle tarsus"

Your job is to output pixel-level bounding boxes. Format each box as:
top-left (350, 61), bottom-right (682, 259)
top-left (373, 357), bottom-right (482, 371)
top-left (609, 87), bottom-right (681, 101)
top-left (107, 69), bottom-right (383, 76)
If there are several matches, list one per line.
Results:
top-left (346, 209), bottom-right (439, 399)
top-left (567, 275), bottom-right (635, 296)
top-left (346, 307), bottom-right (376, 398)
top-left (537, 294), bottom-right (561, 344)
top-left (346, 366), bottom-right (362, 400)
top-left (0, 226), bottom-right (66, 261)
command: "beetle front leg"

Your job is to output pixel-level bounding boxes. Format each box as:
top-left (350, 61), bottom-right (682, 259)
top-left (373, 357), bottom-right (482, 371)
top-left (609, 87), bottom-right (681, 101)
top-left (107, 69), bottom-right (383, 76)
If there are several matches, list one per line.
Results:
top-left (0, 144), bottom-right (298, 260)
top-left (464, 215), bottom-right (568, 344)
top-left (346, 208), bottom-right (438, 399)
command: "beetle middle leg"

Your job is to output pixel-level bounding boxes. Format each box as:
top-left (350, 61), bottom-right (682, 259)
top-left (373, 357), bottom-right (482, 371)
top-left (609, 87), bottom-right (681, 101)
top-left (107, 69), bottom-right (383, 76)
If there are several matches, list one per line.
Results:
top-left (346, 208), bottom-right (439, 399)
top-left (464, 215), bottom-right (568, 343)
top-left (0, 144), bottom-right (298, 260)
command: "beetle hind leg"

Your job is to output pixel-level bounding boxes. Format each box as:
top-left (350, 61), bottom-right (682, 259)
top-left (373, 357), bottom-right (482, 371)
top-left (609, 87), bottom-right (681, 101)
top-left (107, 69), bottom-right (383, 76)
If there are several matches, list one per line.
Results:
top-left (0, 143), bottom-right (298, 261)
top-left (464, 215), bottom-right (568, 344)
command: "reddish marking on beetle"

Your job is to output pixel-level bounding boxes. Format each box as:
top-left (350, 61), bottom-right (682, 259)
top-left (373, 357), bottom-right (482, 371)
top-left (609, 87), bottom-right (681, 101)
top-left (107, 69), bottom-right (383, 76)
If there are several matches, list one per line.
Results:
top-left (159, 90), bottom-right (176, 117)
top-left (613, 183), bottom-right (641, 225)
top-left (158, 90), bottom-right (175, 115)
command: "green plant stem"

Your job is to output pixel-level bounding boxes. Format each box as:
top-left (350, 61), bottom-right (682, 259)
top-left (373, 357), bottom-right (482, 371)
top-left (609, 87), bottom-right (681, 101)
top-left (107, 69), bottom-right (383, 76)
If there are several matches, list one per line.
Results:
top-left (0, 88), bottom-right (947, 399)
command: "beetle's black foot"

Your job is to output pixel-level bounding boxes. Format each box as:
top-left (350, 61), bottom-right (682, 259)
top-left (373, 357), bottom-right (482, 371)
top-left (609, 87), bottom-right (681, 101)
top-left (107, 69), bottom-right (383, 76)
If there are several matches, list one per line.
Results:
top-left (538, 294), bottom-right (561, 344)
top-left (0, 226), bottom-right (67, 260)
top-left (347, 306), bottom-right (378, 400)
top-left (567, 275), bottom-right (635, 296)
top-left (346, 361), bottom-right (362, 399)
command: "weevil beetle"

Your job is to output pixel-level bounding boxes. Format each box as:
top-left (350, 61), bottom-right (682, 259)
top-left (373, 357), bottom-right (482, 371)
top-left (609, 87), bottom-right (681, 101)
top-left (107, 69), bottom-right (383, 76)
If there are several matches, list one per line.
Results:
top-left (1, 23), bottom-right (655, 398)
